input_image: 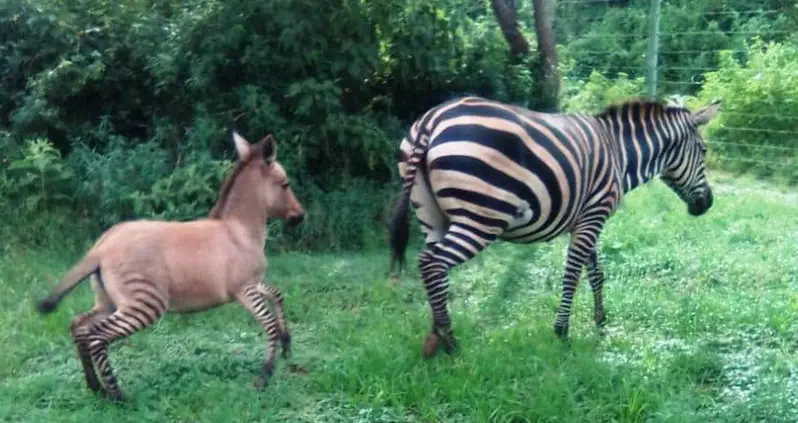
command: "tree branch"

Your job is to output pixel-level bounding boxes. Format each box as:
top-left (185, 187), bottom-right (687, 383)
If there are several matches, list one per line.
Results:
top-left (491, 0), bottom-right (529, 57)
top-left (532, 0), bottom-right (560, 111)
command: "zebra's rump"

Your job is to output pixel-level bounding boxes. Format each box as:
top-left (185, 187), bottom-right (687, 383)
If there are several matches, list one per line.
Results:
top-left (419, 97), bottom-right (613, 242)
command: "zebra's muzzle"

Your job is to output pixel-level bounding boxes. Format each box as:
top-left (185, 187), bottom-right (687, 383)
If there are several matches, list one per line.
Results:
top-left (688, 190), bottom-right (713, 216)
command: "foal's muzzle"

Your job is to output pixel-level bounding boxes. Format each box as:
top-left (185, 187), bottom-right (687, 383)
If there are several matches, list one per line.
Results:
top-left (286, 214), bottom-right (305, 227)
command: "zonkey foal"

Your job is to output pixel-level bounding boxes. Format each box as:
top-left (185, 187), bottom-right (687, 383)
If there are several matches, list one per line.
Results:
top-left (35, 128), bottom-right (305, 402)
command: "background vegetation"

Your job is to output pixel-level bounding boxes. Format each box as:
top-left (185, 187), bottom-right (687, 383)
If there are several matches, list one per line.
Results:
top-left (2, 0), bottom-right (797, 251)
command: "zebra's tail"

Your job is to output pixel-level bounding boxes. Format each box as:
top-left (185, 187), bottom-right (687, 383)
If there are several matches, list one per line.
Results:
top-left (388, 138), bottom-right (426, 275)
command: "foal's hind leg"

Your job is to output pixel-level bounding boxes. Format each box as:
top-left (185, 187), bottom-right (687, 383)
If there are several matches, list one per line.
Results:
top-left (259, 283), bottom-right (291, 358)
top-left (85, 295), bottom-right (167, 402)
top-left (70, 275), bottom-right (114, 394)
top-left (235, 284), bottom-right (282, 389)
top-left (71, 308), bottom-right (111, 394)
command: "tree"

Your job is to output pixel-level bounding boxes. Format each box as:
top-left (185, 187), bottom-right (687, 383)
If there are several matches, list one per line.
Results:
top-left (492, 0), bottom-right (560, 111)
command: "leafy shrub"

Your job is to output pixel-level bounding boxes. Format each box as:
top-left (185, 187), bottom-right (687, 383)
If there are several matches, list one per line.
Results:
top-left (132, 154), bottom-right (232, 221)
top-left (3, 138), bottom-right (74, 213)
top-left (696, 40), bottom-right (798, 183)
top-left (66, 138), bottom-right (170, 226)
top-left (561, 71), bottom-right (647, 113)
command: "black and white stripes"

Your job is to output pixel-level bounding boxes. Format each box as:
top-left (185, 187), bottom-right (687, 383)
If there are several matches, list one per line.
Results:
top-left (389, 96), bottom-right (720, 357)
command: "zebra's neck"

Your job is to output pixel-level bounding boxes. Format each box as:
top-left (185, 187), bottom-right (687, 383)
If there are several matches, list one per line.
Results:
top-left (595, 105), bottom-right (680, 193)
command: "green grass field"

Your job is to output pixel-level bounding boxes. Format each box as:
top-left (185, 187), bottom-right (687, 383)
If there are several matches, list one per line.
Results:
top-left (2, 172), bottom-right (797, 423)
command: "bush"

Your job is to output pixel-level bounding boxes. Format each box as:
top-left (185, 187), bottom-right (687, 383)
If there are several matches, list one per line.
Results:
top-left (696, 40), bottom-right (798, 183)
top-left (1, 0), bottom-right (547, 252)
top-left (560, 70), bottom-right (647, 114)
top-left (4, 0), bottom-right (797, 252)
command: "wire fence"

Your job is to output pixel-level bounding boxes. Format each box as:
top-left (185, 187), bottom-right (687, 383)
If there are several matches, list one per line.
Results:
top-left (553, 0), bottom-right (798, 186)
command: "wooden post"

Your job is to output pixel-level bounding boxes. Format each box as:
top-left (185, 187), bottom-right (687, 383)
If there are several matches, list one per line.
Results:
top-left (645, 0), bottom-right (661, 98)
top-left (532, 0), bottom-right (560, 111)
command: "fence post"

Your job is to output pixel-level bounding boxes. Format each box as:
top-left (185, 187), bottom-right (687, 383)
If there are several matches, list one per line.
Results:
top-left (645, 0), bottom-right (662, 97)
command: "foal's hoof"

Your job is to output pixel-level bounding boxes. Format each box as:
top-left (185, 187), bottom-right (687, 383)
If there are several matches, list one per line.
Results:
top-left (280, 332), bottom-right (292, 359)
top-left (253, 375), bottom-right (269, 390)
top-left (85, 378), bottom-right (102, 394)
top-left (254, 362), bottom-right (274, 389)
top-left (104, 389), bottom-right (126, 404)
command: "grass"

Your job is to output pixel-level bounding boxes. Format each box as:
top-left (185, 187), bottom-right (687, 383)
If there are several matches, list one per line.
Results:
top-left (2, 171), bottom-right (798, 422)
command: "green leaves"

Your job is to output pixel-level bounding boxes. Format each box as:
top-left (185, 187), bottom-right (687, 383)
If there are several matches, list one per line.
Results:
top-left (3, 139), bottom-right (74, 213)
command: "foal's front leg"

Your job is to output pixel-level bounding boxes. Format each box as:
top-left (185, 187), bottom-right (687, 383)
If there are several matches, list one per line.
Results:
top-left (258, 282), bottom-right (291, 358)
top-left (234, 284), bottom-right (281, 389)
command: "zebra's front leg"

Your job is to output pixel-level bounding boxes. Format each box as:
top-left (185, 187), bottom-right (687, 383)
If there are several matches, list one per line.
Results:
top-left (418, 223), bottom-right (494, 358)
top-left (553, 225), bottom-right (600, 339)
top-left (586, 250), bottom-right (607, 329)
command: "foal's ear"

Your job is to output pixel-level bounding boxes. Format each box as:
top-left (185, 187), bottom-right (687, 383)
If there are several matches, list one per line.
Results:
top-left (228, 127), bottom-right (251, 159)
top-left (261, 134), bottom-right (277, 164)
top-left (692, 99), bottom-right (721, 127)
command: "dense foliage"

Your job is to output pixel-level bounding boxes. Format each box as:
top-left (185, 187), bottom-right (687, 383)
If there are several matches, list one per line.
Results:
top-left (2, 0), bottom-right (796, 251)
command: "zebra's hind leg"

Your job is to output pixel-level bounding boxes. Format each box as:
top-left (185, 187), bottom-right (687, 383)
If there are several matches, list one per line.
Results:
top-left (553, 223), bottom-right (602, 339)
top-left (234, 284), bottom-right (281, 389)
top-left (258, 282), bottom-right (291, 358)
top-left (586, 250), bottom-right (607, 330)
top-left (419, 223), bottom-right (496, 358)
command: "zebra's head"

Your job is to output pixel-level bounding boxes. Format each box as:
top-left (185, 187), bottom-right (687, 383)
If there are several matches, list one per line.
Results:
top-left (659, 100), bottom-right (721, 217)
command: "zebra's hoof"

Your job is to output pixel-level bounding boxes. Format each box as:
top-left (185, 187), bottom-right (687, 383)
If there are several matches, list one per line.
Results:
top-left (595, 312), bottom-right (607, 328)
top-left (441, 332), bottom-right (458, 355)
top-left (422, 333), bottom-right (441, 358)
top-left (554, 324), bottom-right (569, 339)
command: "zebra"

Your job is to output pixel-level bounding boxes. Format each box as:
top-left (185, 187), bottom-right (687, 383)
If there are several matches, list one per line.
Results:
top-left (388, 96), bottom-right (721, 358)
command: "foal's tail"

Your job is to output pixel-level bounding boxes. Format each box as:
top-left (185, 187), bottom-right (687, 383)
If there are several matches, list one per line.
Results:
top-left (35, 254), bottom-right (100, 314)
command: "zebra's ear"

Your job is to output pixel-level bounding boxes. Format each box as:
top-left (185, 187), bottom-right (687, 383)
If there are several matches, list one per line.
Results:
top-left (692, 100), bottom-right (721, 127)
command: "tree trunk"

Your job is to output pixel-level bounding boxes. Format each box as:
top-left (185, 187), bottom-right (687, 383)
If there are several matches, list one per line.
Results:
top-left (491, 0), bottom-right (529, 57)
top-left (532, 0), bottom-right (560, 111)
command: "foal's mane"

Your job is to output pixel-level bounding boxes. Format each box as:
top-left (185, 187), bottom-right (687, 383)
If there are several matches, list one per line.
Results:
top-left (208, 141), bottom-right (266, 219)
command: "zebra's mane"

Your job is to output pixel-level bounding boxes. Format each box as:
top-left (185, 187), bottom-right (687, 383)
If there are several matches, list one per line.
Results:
top-left (594, 98), bottom-right (689, 120)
